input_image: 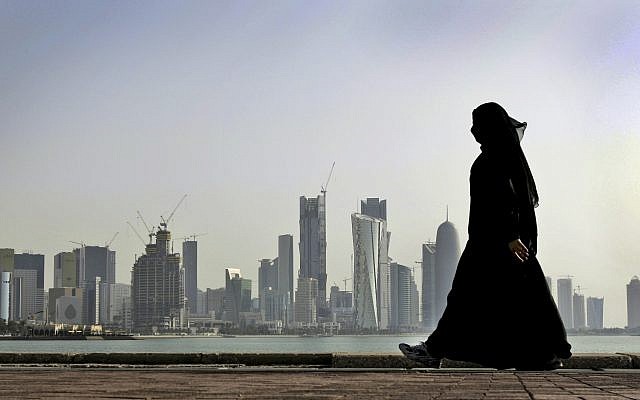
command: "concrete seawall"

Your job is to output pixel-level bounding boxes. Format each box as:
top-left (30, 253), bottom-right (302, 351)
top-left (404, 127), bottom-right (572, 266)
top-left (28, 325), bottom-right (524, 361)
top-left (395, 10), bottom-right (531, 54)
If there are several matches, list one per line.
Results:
top-left (0, 352), bottom-right (639, 369)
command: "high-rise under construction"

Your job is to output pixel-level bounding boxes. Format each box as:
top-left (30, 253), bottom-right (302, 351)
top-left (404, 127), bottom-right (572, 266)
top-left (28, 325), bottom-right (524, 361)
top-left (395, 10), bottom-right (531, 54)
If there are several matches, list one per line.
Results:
top-left (299, 195), bottom-right (327, 317)
top-left (131, 228), bottom-right (184, 332)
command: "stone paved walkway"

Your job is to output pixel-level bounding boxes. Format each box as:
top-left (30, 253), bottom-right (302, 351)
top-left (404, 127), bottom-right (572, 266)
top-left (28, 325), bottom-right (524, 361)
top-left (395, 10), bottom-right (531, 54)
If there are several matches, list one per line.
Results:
top-left (1, 369), bottom-right (640, 399)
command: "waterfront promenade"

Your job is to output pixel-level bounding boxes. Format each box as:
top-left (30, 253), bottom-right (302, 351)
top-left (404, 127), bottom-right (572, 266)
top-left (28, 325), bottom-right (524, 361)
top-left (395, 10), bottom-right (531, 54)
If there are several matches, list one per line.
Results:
top-left (2, 368), bottom-right (640, 399)
top-left (2, 353), bottom-right (640, 399)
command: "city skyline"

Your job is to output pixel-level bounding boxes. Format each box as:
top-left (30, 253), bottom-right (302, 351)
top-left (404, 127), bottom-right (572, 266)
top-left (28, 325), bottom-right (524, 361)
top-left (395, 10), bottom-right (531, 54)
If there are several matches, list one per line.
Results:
top-left (1, 1), bottom-right (639, 328)
top-left (0, 195), bottom-right (624, 329)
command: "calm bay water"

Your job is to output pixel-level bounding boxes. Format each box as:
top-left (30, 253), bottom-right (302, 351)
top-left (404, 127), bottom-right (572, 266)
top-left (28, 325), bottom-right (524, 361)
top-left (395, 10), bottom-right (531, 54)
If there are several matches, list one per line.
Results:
top-left (0, 335), bottom-right (638, 354)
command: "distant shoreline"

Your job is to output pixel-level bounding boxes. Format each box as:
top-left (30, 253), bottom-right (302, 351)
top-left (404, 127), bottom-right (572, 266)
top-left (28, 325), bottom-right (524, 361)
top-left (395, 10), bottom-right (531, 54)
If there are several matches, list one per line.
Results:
top-left (0, 335), bottom-right (139, 341)
top-left (1, 332), bottom-right (633, 341)
top-left (134, 332), bottom-right (634, 339)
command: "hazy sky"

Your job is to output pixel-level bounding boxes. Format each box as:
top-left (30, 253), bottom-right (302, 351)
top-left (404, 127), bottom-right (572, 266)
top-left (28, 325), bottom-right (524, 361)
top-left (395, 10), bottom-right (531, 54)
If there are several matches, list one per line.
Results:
top-left (1, 1), bottom-right (639, 327)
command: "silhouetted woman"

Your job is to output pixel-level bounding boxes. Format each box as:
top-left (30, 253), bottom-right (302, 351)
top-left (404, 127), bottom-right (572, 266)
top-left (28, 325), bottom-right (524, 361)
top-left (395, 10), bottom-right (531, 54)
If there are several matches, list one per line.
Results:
top-left (400, 102), bottom-right (572, 370)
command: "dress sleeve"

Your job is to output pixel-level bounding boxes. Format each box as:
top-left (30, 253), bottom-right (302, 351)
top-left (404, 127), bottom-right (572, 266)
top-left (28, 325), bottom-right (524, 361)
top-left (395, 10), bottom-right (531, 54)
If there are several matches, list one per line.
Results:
top-left (492, 172), bottom-right (520, 243)
top-left (469, 155), bottom-right (522, 245)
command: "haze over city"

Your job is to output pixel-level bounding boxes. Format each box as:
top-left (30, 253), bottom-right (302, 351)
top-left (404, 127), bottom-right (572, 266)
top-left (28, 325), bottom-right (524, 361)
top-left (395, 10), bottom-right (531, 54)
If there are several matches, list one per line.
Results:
top-left (1, 1), bottom-right (639, 328)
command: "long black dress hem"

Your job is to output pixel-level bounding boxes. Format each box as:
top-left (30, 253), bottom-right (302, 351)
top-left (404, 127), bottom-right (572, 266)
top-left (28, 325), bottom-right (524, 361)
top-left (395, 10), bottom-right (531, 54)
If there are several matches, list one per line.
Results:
top-left (424, 152), bottom-right (571, 369)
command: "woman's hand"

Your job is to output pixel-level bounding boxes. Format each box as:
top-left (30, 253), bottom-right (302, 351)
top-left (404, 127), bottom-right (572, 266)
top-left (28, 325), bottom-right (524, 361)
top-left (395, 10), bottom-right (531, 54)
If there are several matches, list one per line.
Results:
top-left (508, 239), bottom-right (529, 263)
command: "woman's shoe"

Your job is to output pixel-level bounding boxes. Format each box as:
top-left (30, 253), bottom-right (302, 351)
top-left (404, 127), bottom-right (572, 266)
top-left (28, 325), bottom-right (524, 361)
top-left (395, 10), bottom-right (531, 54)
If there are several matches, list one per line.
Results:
top-left (399, 342), bottom-right (442, 368)
top-left (542, 358), bottom-right (563, 371)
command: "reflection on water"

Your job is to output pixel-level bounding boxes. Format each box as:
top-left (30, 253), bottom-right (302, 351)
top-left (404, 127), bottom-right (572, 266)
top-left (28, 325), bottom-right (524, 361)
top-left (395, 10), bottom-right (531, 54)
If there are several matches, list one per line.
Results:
top-left (0, 335), bottom-right (638, 354)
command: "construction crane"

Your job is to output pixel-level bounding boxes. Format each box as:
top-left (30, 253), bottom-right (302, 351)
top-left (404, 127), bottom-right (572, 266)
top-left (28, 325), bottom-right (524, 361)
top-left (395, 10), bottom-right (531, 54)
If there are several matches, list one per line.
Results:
top-left (176, 233), bottom-right (207, 242)
top-left (105, 231), bottom-right (119, 248)
top-left (136, 210), bottom-right (155, 243)
top-left (69, 240), bottom-right (85, 248)
top-left (321, 162), bottom-right (335, 195)
top-left (160, 194), bottom-right (187, 231)
top-left (126, 221), bottom-right (147, 246)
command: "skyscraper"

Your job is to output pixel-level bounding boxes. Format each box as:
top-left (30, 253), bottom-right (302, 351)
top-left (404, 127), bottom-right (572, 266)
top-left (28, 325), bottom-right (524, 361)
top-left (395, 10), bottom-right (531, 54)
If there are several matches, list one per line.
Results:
top-left (74, 246), bottom-right (116, 287)
top-left (131, 228), bottom-right (184, 332)
top-left (182, 240), bottom-right (197, 314)
top-left (390, 262), bottom-right (414, 331)
top-left (627, 276), bottom-right (640, 329)
top-left (14, 253), bottom-right (45, 320)
top-left (89, 276), bottom-right (102, 324)
top-left (205, 287), bottom-right (225, 319)
top-left (258, 259), bottom-right (278, 294)
top-left (75, 245), bottom-right (115, 324)
top-left (0, 249), bottom-right (14, 321)
top-left (361, 197), bottom-right (392, 327)
top-left (361, 198), bottom-right (387, 221)
top-left (258, 258), bottom-right (278, 319)
top-left (299, 195), bottom-right (327, 317)
top-left (14, 253), bottom-right (44, 293)
top-left (196, 289), bottom-right (205, 315)
top-left (0, 249), bottom-right (14, 275)
top-left (573, 292), bottom-right (586, 329)
top-left (223, 268), bottom-right (251, 325)
top-left (1, 272), bottom-right (10, 322)
top-left (329, 285), bottom-right (353, 310)
top-left (260, 287), bottom-right (280, 322)
top-left (12, 269), bottom-right (38, 320)
top-left (421, 242), bottom-right (437, 329)
top-left (410, 277), bottom-right (420, 327)
top-left (54, 252), bottom-right (77, 288)
top-left (329, 284), bottom-right (354, 330)
top-left (351, 213), bottom-right (390, 330)
top-left (14, 253), bottom-right (43, 286)
top-left (108, 283), bottom-right (132, 328)
top-left (434, 220), bottom-right (460, 323)
top-left (587, 296), bottom-right (604, 330)
top-left (557, 278), bottom-right (574, 329)
top-left (294, 277), bottom-right (318, 324)
top-left (277, 234), bottom-right (294, 323)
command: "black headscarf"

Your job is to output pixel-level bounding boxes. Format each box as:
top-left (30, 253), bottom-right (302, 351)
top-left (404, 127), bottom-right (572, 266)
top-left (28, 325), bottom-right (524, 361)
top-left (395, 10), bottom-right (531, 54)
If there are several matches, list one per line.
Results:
top-left (471, 102), bottom-right (539, 208)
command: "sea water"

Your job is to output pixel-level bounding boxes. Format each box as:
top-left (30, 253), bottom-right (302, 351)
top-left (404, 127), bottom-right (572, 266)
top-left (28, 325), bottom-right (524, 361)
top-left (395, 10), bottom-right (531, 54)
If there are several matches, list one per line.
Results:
top-left (0, 335), bottom-right (638, 354)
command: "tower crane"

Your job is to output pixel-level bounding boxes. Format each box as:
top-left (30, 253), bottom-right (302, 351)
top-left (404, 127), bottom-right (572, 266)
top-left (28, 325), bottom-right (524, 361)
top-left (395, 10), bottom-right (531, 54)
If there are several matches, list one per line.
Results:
top-left (105, 232), bottom-right (119, 248)
top-left (126, 221), bottom-right (147, 246)
top-left (136, 210), bottom-right (155, 243)
top-left (176, 233), bottom-right (207, 242)
top-left (160, 194), bottom-right (187, 231)
top-left (321, 162), bottom-right (335, 195)
top-left (69, 241), bottom-right (85, 248)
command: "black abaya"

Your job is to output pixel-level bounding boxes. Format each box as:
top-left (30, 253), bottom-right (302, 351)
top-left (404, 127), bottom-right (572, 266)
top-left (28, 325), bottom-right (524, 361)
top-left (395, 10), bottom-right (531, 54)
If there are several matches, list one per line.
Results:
top-left (425, 152), bottom-right (572, 369)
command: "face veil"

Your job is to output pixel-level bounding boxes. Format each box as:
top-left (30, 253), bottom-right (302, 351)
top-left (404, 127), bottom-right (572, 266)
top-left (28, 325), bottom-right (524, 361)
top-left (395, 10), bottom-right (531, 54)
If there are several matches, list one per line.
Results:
top-left (471, 102), bottom-right (539, 208)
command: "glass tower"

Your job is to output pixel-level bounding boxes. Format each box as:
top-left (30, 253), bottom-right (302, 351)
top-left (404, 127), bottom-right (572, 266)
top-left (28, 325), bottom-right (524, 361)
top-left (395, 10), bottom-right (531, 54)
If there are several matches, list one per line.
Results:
top-left (299, 195), bottom-right (327, 316)
top-left (351, 213), bottom-right (390, 331)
